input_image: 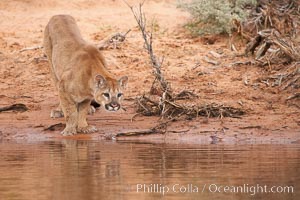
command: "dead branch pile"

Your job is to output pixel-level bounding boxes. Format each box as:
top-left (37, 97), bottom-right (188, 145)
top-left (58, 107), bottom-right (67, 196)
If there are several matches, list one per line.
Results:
top-left (127, 2), bottom-right (245, 120)
top-left (244, 0), bottom-right (298, 37)
top-left (245, 29), bottom-right (300, 63)
top-left (239, 0), bottom-right (300, 93)
top-left (136, 95), bottom-right (245, 119)
top-left (243, 0), bottom-right (300, 63)
top-left (257, 61), bottom-right (300, 90)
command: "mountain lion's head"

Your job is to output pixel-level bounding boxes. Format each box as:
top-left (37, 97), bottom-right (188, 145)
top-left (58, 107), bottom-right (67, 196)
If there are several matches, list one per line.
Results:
top-left (94, 75), bottom-right (128, 111)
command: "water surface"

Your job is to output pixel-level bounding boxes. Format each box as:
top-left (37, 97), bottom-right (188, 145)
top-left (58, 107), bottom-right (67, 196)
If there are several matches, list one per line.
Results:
top-left (0, 140), bottom-right (299, 200)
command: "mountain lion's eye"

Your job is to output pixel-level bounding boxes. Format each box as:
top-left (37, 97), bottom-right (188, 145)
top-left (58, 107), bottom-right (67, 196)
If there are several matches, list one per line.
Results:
top-left (103, 93), bottom-right (110, 98)
top-left (117, 93), bottom-right (123, 98)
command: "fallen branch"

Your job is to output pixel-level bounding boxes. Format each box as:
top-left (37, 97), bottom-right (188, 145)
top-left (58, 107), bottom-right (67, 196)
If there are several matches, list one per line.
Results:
top-left (203, 56), bottom-right (219, 65)
top-left (174, 90), bottom-right (198, 100)
top-left (229, 60), bottom-right (254, 67)
top-left (0, 103), bottom-right (28, 112)
top-left (19, 46), bottom-right (43, 52)
top-left (44, 123), bottom-right (65, 131)
top-left (105, 123), bottom-right (167, 139)
top-left (239, 125), bottom-right (262, 129)
top-left (32, 56), bottom-right (48, 64)
top-left (209, 50), bottom-right (222, 58)
top-left (98, 29), bottom-right (131, 50)
top-left (286, 93), bottom-right (300, 101)
top-left (105, 129), bottom-right (157, 140)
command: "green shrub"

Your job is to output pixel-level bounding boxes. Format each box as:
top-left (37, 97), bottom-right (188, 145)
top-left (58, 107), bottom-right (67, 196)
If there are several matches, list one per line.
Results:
top-left (178, 0), bottom-right (257, 35)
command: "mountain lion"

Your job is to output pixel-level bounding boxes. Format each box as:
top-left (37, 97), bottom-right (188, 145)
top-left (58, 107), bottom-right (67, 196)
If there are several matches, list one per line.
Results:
top-left (44, 15), bottom-right (128, 136)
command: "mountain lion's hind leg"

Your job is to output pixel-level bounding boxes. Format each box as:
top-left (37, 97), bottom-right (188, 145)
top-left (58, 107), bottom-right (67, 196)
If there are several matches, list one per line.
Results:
top-left (88, 105), bottom-right (96, 115)
top-left (50, 103), bottom-right (64, 118)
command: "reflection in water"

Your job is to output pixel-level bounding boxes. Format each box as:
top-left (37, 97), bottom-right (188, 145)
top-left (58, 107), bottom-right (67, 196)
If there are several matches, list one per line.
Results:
top-left (0, 140), bottom-right (299, 200)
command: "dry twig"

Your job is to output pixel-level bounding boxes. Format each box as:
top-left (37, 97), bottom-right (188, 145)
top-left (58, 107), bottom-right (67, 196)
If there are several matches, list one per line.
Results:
top-left (125, 0), bottom-right (169, 93)
top-left (125, 1), bottom-right (245, 123)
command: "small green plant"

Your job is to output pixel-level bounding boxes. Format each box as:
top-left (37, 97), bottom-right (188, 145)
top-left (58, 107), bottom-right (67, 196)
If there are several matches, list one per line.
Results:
top-left (178, 0), bottom-right (257, 35)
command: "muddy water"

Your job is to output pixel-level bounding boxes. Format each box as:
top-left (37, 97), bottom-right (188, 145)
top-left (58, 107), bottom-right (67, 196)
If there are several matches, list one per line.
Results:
top-left (0, 141), bottom-right (299, 200)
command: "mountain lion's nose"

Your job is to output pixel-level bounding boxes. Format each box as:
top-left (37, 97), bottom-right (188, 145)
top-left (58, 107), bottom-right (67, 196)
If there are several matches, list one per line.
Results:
top-left (110, 102), bottom-right (119, 108)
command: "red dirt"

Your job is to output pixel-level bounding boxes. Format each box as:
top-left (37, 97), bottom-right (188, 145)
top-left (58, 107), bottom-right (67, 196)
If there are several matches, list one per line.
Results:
top-left (0, 0), bottom-right (299, 143)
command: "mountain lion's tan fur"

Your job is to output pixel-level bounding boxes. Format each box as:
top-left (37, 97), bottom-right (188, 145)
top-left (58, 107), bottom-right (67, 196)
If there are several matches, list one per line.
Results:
top-left (44, 15), bottom-right (128, 136)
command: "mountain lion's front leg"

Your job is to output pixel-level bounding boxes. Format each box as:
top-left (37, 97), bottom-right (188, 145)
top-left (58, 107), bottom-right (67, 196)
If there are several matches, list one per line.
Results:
top-left (59, 93), bottom-right (78, 136)
top-left (77, 99), bottom-right (98, 134)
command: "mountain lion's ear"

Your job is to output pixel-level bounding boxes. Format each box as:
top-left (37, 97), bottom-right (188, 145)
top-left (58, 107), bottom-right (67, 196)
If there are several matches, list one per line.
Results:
top-left (95, 75), bottom-right (106, 88)
top-left (118, 76), bottom-right (128, 88)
